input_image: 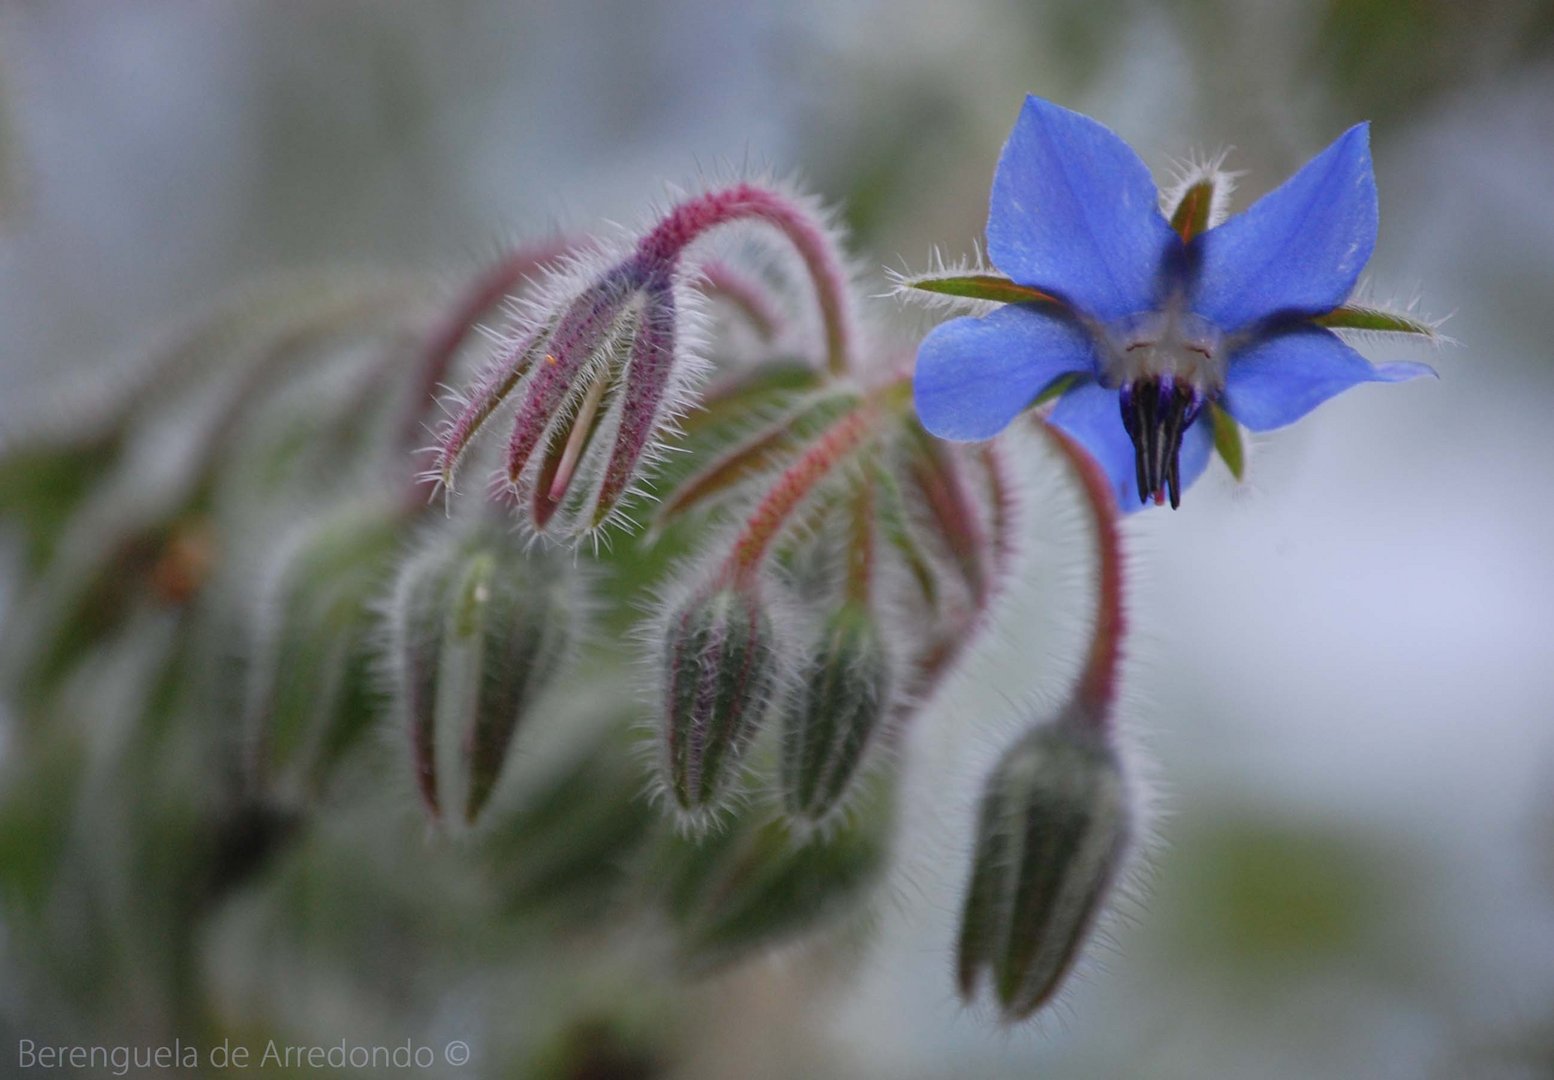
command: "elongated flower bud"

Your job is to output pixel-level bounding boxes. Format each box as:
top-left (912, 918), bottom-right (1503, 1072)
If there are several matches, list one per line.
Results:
top-left (435, 182), bottom-right (859, 540)
top-left (659, 584), bottom-right (780, 819)
top-left (779, 603), bottom-right (890, 824)
top-left (391, 520), bottom-right (573, 823)
top-left (434, 250), bottom-right (696, 540)
top-left (246, 504), bottom-right (403, 804)
top-left (957, 710), bottom-right (1130, 1020)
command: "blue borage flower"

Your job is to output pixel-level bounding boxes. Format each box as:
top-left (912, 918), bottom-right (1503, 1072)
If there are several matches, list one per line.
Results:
top-left (909, 95), bottom-right (1438, 509)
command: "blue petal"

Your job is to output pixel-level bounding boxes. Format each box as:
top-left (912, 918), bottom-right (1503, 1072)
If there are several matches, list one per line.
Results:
top-left (1221, 325), bottom-right (1436, 432)
top-left (1191, 124), bottom-right (1378, 332)
top-left (1047, 380), bottom-right (1139, 507)
top-left (1048, 381), bottom-right (1217, 512)
top-left (913, 305), bottom-right (1097, 441)
top-left (987, 95), bottom-right (1179, 323)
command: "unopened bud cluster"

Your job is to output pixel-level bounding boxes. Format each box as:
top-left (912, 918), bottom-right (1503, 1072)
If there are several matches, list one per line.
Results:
top-left (0, 172), bottom-right (1153, 1045)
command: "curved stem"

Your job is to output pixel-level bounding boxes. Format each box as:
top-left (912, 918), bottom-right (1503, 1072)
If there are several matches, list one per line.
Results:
top-left (637, 183), bottom-right (855, 377)
top-left (1035, 421), bottom-right (1125, 724)
top-left (844, 473), bottom-right (876, 605)
top-left (697, 259), bottom-right (782, 342)
top-left (978, 444), bottom-right (1017, 585)
top-left (905, 425), bottom-right (991, 610)
top-left (722, 403), bottom-right (878, 584)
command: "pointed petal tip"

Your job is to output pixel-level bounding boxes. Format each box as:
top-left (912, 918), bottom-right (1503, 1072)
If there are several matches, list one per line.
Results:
top-left (989, 95), bottom-right (1177, 322)
top-left (1191, 121), bottom-right (1379, 331)
top-left (1375, 360), bottom-right (1438, 382)
top-left (1222, 327), bottom-right (1432, 431)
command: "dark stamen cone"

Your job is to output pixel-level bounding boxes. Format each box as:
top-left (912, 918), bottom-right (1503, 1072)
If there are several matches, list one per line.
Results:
top-left (1120, 376), bottom-right (1204, 508)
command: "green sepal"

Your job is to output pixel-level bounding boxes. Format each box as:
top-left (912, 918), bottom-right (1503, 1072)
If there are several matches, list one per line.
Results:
top-left (248, 503), bottom-right (403, 803)
top-left (899, 273), bottom-right (1061, 307)
top-left (390, 520), bottom-right (574, 823)
top-left (1209, 402), bottom-right (1246, 481)
top-left (1168, 178), bottom-right (1216, 242)
top-left (1314, 304), bottom-right (1439, 339)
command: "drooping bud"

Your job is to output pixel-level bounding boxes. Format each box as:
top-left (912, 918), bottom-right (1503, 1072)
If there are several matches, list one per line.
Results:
top-left (390, 519), bottom-right (574, 823)
top-left (655, 771), bottom-right (894, 970)
top-left (435, 182), bottom-right (861, 540)
top-left (434, 258), bottom-right (661, 533)
top-left (433, 250), bottom-right (697, 539)
top-left (245, 503), bottom-right (403, 805)
top-left (503, 262), bottom-right (675, 535)
top-left (779, 603), bottom-right (891, 825)
top-left (957, 709), bottom-right (1131, 1021)
top-left (658, 582), bottom-right (781, 820)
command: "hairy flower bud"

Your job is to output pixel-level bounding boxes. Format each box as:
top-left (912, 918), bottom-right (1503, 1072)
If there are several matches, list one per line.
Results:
top-left (246, 503), bottom-right (403, 804)
top-left (779, 603), bottom-right (891, 824)
top-left (436, 181), bottom-right (865, 541)
top-left (655, 774), bottom-right (893, 970)
top-left (391, 520), bottom-right (574, 823)
top-left (435, 250), bottom-right (700, 539)
top-left (658, 583), bottom-right (780, 819)
top-left (957, 710), bottom-right (1131, 1020)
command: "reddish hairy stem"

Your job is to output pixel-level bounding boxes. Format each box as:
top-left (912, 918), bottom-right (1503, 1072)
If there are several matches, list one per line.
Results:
top-left (1036, 421), bottom-right (1125, 722)
top-left (698, 259), bottom-right (781, 342)
top-left (657, 412), bottom-right (801, 524)
top-left (978, 444), bottom-right (1017, 585)
top-left (907, 431), bottom-right (991, 610)
top-left (637, 183), bottom-right (854, 376)
top-left (723, 404), bottom-right (878, 583)
top-left (844, 476), bottom-right (876, 605)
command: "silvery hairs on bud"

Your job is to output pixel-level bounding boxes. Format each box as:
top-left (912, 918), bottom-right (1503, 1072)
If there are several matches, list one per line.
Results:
top-left (778, 600), bottom-right (894, 828)
top-left (429, 174), bottom-right (862, 545)
top-left (640, 557), bottom-right (815, 831)
top-left (956, 707), bottom-right (1132, 1022)
top-left (386, 514), bottom-right (580, 824)
top-left (427, 236), bottom-right (712, 541)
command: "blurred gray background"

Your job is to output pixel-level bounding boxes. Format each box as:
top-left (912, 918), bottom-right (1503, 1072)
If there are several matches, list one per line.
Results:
top-left (3, 1), bottom-right (1553, 1077)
